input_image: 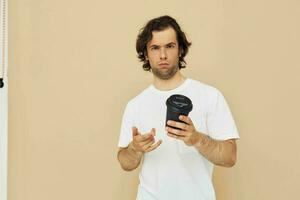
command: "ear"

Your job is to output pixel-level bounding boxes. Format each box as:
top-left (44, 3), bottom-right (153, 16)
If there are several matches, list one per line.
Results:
top-left (179, 48), bottom-right (183, 57)
top-left (145, 52), bottom-right (148, 60)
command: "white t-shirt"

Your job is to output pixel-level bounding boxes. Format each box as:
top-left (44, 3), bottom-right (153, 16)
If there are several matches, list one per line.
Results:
top-left (118, 78), bottom-right (240, 200)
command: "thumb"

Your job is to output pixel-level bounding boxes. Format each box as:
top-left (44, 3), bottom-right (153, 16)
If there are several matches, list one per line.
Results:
top-left (151, 128), bottom-right (156, 136)
top-left (132, 126), bottom-right (140, 137)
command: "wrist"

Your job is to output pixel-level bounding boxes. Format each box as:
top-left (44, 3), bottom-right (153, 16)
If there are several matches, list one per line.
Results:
top-left (128, 141), bottom-right (143, 156)
top-left (193, 131), bottom-right (206, 148)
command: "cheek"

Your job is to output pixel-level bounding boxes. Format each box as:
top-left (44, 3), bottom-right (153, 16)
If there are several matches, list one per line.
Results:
top-left (170, 55), bottom-right (179, 64)
top-left (148, 53), bottom-right (158, 63)
top-left (170, 50), bottom-right (180, 59)
top-left (148, 57), bottom-right (155, 65)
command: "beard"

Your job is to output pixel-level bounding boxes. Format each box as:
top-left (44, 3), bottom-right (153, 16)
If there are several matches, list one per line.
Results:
top-left (151, 64), bottom-right (179, 80)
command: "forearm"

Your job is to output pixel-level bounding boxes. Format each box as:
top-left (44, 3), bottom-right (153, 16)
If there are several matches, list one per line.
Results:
top-left (194, 132), bottom-right (237, 167)
top-left (117, 142), bottom-right (144, 171)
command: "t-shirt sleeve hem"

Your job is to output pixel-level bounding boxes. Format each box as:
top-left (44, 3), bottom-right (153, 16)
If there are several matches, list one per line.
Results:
top-left (210, 133), bottom-right (240, 141)
top-left (208, 131), bottom-right (240, 140)
top-left (118, 141), bottom-right (130, 148)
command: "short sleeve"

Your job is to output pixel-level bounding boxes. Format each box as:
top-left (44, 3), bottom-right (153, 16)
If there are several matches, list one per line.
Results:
top-left (206, 90), bottom-right (240, 140)
top-left (118, 102), bottom-right (135, 148)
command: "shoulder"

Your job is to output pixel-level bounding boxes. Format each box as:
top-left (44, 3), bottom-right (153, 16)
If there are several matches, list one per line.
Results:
top-left (186, 79), bottom-right (230, 116)
top-left (187, 78), bottom-right (221, 98)
top-left (125, 85), bottom-right (152, 108)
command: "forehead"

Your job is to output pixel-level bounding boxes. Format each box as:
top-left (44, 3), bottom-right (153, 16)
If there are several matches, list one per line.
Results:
top-left (147, 27), bottom-right (178, 46)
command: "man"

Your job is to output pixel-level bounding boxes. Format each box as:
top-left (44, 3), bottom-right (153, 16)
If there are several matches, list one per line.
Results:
top-left (117, 15), bottom-right (239, 200)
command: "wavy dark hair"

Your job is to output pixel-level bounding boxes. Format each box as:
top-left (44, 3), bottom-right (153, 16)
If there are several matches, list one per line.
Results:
top-left (136, 15), bottom-right (192, 71)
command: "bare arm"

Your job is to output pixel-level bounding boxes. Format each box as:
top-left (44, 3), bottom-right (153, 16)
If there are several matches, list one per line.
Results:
top-left (166, 115), bottom-right (237, 167)
top-left (117, 127), bottom-right (162, 171)
top-left (192, 134), bottom-right (236, 167)
top-left (117, 142), bottom-right (144, 171)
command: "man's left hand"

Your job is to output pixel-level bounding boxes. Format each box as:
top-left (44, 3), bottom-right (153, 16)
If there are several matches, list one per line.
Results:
top-left (165, 115), bottom-right (200, 146)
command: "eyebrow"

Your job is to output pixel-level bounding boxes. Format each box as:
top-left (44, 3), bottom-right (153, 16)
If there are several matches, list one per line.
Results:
top-left (149, 42), bottom-right (177, 48)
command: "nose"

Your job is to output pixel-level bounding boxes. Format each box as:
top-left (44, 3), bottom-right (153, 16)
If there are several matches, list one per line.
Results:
top-left (159, 48), bottom-right (167, 60)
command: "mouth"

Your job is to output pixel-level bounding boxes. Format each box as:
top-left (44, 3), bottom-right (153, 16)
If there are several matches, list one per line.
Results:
top-left (158, 63), bottom-right (169, 68)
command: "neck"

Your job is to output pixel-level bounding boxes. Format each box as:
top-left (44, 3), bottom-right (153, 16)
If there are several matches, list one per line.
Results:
top-left (152, 71), bottom-right (186, 91)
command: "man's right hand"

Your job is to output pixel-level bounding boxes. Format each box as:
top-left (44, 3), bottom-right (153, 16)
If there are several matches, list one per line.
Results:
top-left (130, 127), bottom-right (162, 153)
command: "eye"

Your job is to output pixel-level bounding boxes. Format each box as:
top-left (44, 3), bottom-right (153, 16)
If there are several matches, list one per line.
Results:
top-left (166, 44), bottom-right (175, 48)
top-left (151, 46), bottom-right (159, 51)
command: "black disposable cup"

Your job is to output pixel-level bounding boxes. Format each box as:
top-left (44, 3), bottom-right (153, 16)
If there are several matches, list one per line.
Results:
top-left (165, 94), bottom-right (193, 130)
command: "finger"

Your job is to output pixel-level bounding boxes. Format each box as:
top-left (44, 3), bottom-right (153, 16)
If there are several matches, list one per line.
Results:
top-left (140, 128), bottom-right (156, 141)
top-left (140, 134), bottom-right (156, 146)
top-left (149, 128), bottom-right (156, 136)
top-left (132, 127), bottom-right (140, 137)
top-left (145, 140), bottom-right (162, 152)
top-left (135, 134), bottom-right (153, 143)
top-left (179, 115), bottom-right (194, 126)
top-left (165, 126), bottom-right (186, 137)
top-left (167, 120), bottom-right (189, 130)
top-left (143, 139), bottom-right (156, 150)
top-left (135, 136), bottom-right (155, 152)
top-left (167, 131), bottom-right (185, 140)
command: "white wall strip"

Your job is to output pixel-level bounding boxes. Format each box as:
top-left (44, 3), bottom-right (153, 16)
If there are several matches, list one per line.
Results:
top-left (0, 0), bottom-right (8, 200)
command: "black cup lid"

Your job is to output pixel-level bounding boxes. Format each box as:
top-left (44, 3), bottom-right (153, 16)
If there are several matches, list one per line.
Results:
top-left (166, 94), bottom-right (193, 112)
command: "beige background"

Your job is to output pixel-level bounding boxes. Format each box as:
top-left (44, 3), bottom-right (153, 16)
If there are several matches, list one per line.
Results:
top-left (8, 0), bottom-right (300, 199)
